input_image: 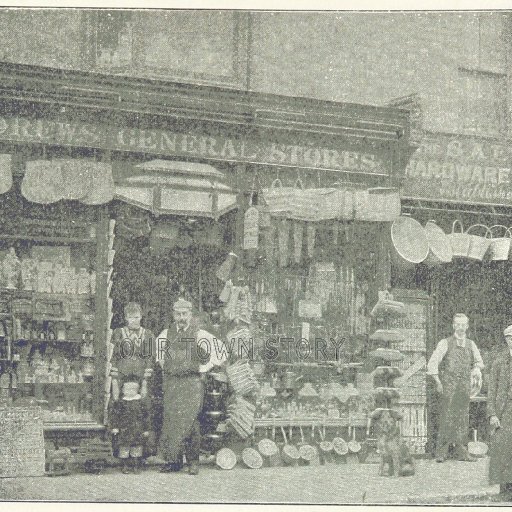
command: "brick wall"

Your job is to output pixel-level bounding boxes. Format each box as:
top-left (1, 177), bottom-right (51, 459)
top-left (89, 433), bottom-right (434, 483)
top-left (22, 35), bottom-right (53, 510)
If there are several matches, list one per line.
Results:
top-left (249, 11), bottom-right (509, 135)
top-left (0, 9), bottom-right (508, 136)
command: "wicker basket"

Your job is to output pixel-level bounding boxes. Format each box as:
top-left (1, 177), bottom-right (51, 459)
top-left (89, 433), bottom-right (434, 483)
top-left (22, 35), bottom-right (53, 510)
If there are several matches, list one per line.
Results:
top-left (466, 224), bottom-right (491, 261)
top-left (447, 220), bottom-right (470, 258)
top-left (488, 225), bottom-right (511, 261)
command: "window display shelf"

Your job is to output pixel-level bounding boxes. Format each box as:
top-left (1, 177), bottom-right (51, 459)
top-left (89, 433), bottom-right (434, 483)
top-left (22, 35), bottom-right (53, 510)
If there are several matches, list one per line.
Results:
top-left (43, 422), bottom-right (104, 432)
top-left (18, 382), bottom-right (91, 386)
top-left (0, 234), bottom-right (96, 245)
top-left (14, 339), bottom-right (83, 344)
top-left (0, 290), bottom-right (94, 299)
top-left (254, 418), bottom-right (353, 428)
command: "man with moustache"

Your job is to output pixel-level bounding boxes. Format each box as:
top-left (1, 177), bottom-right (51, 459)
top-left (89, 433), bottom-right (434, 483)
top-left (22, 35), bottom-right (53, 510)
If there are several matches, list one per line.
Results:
top-left (488, 325), bottom-right (512, 498)
top-left (427, 313), bottom-right (484, 462)
top-left (156, 298), bottom-right (228, 475)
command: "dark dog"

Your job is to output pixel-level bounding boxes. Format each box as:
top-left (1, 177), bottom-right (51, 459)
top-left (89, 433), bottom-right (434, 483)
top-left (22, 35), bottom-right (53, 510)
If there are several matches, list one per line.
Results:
top-left (371, 409), bottom-right (415, 477)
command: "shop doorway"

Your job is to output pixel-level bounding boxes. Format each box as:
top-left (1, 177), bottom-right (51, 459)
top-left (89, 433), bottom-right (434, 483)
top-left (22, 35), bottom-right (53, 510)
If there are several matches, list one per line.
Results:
top-left (109, 203), bottom-right (236, 336)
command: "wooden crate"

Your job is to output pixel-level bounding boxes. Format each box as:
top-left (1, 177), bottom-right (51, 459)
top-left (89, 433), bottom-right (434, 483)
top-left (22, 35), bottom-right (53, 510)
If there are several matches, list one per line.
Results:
top-left (0, 406), bottom-right (45, 477)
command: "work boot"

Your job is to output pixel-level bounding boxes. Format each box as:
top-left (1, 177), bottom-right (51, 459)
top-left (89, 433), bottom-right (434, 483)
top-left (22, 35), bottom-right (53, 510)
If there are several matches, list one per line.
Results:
top-left (188, 462), bottom-right (199, 475)
top-left (160, 462), bottom-right (182, 473)
top-left (121, 460), bottom-right (130, 474)
top-left (499, 484), bottom-right (512, 500)
top-left (454, 446), bottom-right (477, 462)
top-left (132, 458), bottom-right (142, 474)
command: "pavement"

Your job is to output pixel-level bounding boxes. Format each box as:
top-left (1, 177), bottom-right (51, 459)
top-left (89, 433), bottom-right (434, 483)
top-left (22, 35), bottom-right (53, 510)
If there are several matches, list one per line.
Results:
top-left (0, 456), bottom-right (505, 504)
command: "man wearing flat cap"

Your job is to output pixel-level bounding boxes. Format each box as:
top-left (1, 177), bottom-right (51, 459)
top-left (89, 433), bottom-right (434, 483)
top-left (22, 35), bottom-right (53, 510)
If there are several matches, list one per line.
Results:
top-left (488, 325), bottom-right (512, 497)
top-left (427, 313), bottom-right (484, 462)
top-left (156, 298), bottom-right (228, 475)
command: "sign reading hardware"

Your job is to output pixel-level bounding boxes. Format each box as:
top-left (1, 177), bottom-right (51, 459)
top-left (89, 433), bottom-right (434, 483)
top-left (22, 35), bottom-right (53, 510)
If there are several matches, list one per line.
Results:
top-left (404, 134), bottom-right (512, 205)
top-left (0, 116), bottom-right (388, 175)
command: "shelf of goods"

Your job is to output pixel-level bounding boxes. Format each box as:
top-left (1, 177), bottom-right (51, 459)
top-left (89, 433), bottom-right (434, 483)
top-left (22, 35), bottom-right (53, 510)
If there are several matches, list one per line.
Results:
top-left (0, 228), bottom-right (102, 430)
top-left (384, 291), bottom-right (429, 454)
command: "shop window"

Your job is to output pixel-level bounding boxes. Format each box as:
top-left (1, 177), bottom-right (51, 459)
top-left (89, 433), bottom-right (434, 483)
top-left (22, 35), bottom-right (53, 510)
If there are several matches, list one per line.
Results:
top-left (91, 10), bottom-right (249, 88)
top-left (94, 10), bottom-right (134, 69)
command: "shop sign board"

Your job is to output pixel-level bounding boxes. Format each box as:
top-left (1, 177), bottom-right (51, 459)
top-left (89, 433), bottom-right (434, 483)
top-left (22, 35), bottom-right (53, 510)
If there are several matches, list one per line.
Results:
top-left (0, 115), bottom-right (390, 176)
top-left (403, 133), bottom-right (512, 205)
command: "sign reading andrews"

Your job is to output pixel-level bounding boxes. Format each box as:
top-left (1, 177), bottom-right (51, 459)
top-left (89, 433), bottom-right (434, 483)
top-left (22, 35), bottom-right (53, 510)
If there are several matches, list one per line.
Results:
top-left (0, 115), bottom-right (388, 176)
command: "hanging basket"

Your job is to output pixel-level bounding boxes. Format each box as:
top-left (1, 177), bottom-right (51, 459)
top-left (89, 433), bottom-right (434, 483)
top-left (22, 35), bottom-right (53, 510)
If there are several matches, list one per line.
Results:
top-left (355, 187), bottom-right (400, 222)
top-left (262, 178), bottom-right (298, 217)
top-left (488, 225), bottom-right (511, 261)
top-left (424, 220), bottom-right (453, 266)
top-left (466, 224), bottom-right (491, 261)
top-left (446, 220), bottom-right (470, 258)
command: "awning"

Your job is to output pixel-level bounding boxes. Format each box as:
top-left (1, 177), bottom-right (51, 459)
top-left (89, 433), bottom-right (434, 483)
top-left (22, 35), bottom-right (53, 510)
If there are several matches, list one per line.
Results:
top-left (114, 159), bottom-right (238, 219)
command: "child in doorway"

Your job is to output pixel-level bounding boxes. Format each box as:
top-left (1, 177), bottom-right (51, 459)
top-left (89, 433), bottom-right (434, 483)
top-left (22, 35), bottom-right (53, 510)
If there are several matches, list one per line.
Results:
top-left (110, 302), bottom-right (157, 456)
top-left (110, 302), bottom-right (155, 401)
top-left (110, 375), bottom-right (150, 474)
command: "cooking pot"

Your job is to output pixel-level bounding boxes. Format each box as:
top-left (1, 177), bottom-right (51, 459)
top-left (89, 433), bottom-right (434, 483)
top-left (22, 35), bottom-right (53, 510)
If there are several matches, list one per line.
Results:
top-left (347, 426), bottom-right (362, 454)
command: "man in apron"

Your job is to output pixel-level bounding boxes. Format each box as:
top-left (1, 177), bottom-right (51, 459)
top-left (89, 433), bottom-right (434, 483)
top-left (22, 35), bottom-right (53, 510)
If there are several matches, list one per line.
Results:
top-left (427, 313), bottom-right (484, 462)
top-left (156, 298), bottom-right (228, 475)
top-left (488, 325), bottom-right (512, 498)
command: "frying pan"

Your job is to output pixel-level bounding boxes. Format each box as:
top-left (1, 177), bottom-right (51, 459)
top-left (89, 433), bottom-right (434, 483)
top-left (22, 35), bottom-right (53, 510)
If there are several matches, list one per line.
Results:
top-left (332, 427), bottom-right (349, 457)
top-left (280, 426), bottom-right (300, 465)
top-left (258, 426), bottom-right (279, 462)
top-left (347, 426), bottom-right (362, 454)
top-left (317, 423), bottom-right (334, 464)
top-left (298, 426), bottom-right (317, 463)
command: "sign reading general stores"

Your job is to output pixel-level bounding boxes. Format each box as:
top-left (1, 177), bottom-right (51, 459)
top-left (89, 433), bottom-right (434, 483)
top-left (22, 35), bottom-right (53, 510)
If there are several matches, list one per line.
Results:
top-left (0, 115), bottom-right (388, 176)
top-left (404, 134), bottom-right (512, 205)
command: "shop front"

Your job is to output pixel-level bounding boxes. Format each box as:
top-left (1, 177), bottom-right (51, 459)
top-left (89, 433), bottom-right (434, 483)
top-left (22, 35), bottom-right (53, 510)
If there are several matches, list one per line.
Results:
top-left (395, 130), bottom-right (512, 456)
top-left (0, 61), bottom-right (411, 475)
